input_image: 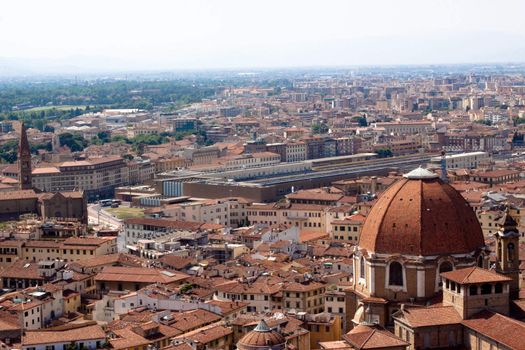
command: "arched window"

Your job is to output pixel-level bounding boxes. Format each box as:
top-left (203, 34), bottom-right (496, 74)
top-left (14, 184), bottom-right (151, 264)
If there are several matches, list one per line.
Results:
top-left (360, 257), bottom-right (365, 279)
top-left (508, 243), bottom-right (515, 262)
top-left (477, 255), bottom-right (484, 268)
top-left (480, 284), bottom-right (492, 295)
top-left (495, 283), bottom-right (503, 294)
top-left (469, 285), bottom-right (478, 295)
top-left (389, 261), bottom-right (403, 286)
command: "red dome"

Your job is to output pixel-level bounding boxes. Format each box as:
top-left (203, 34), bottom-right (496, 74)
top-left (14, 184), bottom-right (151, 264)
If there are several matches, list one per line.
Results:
top-left (359, 168), bottom-right (484, 256)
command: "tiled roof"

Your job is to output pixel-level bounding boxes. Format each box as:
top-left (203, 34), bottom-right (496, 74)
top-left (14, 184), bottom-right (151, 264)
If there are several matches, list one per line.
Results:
top-left (359, 176), bottom-right (484, 256)
top-left (22, 324), bottom-right (105, 346)
top-left (0, 260), bottom-right (44, 280)
top-left (440, 267), bottom-right (512, 284)
top-left (95, 266), bottom-right (188, 284)
top-left (462, 310), bottom-right (525, 349)
top-left (343, 324), bottom-right (409, 349)
top-left (0, 189), bottom-right (37, 200)
top-left (394, 305), bottom-right (462, 328)
top-left (283, 281), bottom-right (325, 292)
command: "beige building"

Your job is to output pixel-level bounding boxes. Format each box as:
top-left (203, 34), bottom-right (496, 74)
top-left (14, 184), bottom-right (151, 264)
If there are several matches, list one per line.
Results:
top-left (30, 156), bottom-right (129, 200)
top-left (163, 198), bottom-right (248, 227)
top-left (285, 142), bottom-right (308, 162)
top-left (247, 203), bottom-right (328, 232)
top-left (330, 214), bottom-right (365, 243)
top-left (283, 282), bottom-right (326, 314)
top-left (22, 237), bottom-right (117, 263)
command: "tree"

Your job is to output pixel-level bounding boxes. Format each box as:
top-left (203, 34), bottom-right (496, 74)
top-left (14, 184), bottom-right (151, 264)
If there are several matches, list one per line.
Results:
top-left (376, 148), bottom-right (393, 158)
top-left (311, 123), bottom-right (329, 134)
top-left (351, 116), bottom-right (367, 127)
top-left (180, 283), bottom-right (193, 294)
top-left (58, 132), bottom-right (88, 152)
top-left (0, 140), bottom-right (18, 163)
top-left (474, 119), bottom-right (492, 126)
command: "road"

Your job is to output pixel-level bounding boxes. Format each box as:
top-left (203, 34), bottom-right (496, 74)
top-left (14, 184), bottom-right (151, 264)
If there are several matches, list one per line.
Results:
top-left (87, 203), bottom-right (126, 252)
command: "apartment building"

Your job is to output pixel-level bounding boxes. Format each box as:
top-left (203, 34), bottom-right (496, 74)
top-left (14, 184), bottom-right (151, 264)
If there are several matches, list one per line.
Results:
top-left (162, 198), bottom-right (249, 228)
top-left (221, 152), bottom-right (281, 171)
top-left (123, 217), bottom-right (216, 245)
top-left (21, 324), bottom-right (106, 350)
top-left (247, 203), bottom-right (327, 232)
top-left (31, 156), bottom-right (129, 200)
top-left (183, 146), bottom-right (220, 165)
top-left (285, 142), bottom-right (308, 162)
top-left (21, 237), bottom-right (118, 262)
top-left (330, 214), bottom-right (365, 243)
top-left (127, 158), bottom-right (155, 185)
top-left (430, 151), bottom-right (490, 170)
top-left (374, 121), bottom-right (433, 135)
top-left (283, 282), bottom-right (326, 314)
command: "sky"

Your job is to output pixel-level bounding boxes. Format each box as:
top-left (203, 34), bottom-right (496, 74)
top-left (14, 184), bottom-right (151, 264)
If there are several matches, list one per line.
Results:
top-left (1, 0), bottom-right (525, 73)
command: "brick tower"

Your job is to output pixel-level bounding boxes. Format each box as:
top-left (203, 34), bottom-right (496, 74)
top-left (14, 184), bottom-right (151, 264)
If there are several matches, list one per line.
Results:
top-left (18, 122), bottom-right (32, 190)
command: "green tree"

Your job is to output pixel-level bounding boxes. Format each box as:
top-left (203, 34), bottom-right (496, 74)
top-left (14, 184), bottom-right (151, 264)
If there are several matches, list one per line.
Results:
top-left (311, 123), bottom-right (329, 134)
top-left (58, 132), bottom-right (88, 152)
top-left (376, 148), bottom-right (393, 158)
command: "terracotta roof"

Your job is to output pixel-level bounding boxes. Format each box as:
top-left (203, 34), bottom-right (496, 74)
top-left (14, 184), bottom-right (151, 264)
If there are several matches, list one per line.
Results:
top-left (394, 305), bottom-right (462, 328)
top-left (283, 281), bottom-right (325, 292)
top-left (461, 310), bottom-right (525, 349)
top-left (300, 231), bottom-right (329, 243)
top-left (359, 174), bottom-right (484, 256)
top-left (159, 255), bottom-right (195, 270)
top-left (0, 260), bottom-right (44, 280)
top-left (205, 300), bottom-right (248, 315)
top-left (70, 253), bottom-right (143, 270)
top-left (162, 309), bottom-right (221, 333)
top-left (343, 324), bottom-right (409, 349)
top-left (161, 344), bottom-right (193, 350)
top-left (0, 189), bottom-right (37, 200)
top-left (440, 267), bottom-right (512, 284)
top-left (22, 324), bottom-right (105, 346)
top-left (174, 324), bottom-right (232, 344)
top-left (95, 266), bottom-right (188, 284)
top-left (318, 340), bottom-right (353, 349)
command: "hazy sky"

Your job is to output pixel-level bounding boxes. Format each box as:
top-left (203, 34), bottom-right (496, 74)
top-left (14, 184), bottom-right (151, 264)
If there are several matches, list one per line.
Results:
top-left (1, 0), bottom-right (525, 72)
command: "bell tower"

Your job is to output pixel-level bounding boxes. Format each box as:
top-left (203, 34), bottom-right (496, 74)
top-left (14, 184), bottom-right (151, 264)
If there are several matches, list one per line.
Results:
top-left (494, 207), bottom-right (520, 299)
top-left (18, 122), bottom-right (32, 190)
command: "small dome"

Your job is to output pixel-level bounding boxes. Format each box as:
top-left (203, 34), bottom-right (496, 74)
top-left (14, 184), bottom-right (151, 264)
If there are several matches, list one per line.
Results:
top-left (237, 320), bottom-right (286, 350)
top-left (359, 167), bottom-right (484, 256)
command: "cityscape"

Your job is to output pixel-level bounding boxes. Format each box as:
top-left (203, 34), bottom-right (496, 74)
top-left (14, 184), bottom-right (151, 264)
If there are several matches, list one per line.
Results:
top-left (1, 1), bottom-right (525, 350)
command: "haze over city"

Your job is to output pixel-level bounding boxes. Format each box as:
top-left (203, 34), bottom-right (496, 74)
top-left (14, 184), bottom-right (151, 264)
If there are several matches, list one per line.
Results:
top-left (1, 0), bottom-right (525, 74)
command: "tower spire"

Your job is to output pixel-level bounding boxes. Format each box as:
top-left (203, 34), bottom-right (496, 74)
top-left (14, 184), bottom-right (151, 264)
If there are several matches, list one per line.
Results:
top-left (18, 122), bottom-right (32, 190)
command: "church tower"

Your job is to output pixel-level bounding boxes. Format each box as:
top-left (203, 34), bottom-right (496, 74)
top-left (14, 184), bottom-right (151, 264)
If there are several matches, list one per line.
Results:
top-left (494, 208), bottom-right (520, 299)
top-left (18, 123), bottom-right (32, 190)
